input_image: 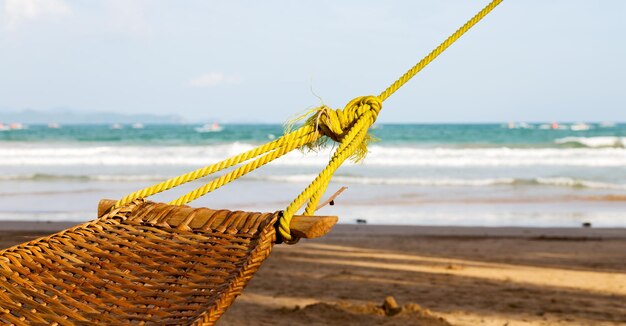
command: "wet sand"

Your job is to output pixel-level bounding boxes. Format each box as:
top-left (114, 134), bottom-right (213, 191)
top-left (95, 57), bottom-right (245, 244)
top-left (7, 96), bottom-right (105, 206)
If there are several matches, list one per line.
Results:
top-left (1, 223), bottom-right (624, 325)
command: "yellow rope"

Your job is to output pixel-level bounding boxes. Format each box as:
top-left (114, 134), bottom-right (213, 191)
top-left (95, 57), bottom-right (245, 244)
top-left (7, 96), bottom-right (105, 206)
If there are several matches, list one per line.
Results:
top-left (113, 126), bottom-right (317, 208)
top-left (279, 97), bottom-right (380, 239)
top-left (279, 0), bottom-right (503, 240)
top-left (114, 0), bottom-right (504, 241)
top-left (169, 130), bottom-right (319, 206)
top-left (378, 0), bottom-right (503, 102)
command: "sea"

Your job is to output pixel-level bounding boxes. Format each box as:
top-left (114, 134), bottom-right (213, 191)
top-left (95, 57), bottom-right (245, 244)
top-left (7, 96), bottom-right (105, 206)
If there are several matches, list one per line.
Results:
top-left (1, 123), bottom-right (625, 227)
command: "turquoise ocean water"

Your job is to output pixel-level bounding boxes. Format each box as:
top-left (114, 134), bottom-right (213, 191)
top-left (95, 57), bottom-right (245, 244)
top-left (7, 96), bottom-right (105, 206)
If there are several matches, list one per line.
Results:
top-left (1, 123), bottom-right (625, 227)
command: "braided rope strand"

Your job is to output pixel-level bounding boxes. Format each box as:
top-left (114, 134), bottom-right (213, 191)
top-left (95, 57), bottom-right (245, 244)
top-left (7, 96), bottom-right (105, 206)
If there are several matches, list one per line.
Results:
top-left (170, 130), bottom-right (319, 206)
top-left (302, 101), bottom-right (378, 215)
top-left (113, 125), bottom-right (315, 208)
top-left (378, 0), bottom-right (503, 102)
top-left (279, 115), bottom-right (373, 240)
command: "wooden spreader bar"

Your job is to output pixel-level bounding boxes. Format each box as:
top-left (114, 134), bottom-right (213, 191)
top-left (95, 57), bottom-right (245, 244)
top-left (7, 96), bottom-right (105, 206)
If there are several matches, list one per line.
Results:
top-left (98, 199), bottom-right (338, 239)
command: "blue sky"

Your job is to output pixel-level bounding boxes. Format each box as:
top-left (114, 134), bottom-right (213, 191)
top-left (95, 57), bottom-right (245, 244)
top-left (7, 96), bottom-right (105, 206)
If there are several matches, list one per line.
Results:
top-left (0, 0), bottom-right (624, 123)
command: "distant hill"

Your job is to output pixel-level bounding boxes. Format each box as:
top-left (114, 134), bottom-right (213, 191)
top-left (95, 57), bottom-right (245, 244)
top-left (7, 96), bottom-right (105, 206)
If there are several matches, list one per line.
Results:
top-left (0, 109), bottom-right (185, 124)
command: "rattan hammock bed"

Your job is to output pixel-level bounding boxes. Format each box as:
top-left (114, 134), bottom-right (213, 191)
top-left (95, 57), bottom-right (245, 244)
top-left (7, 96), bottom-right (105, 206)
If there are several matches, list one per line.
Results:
top-left (0, 1), bottom-right (502, 324)
top-left (0, 199), bottom-right (336, 325)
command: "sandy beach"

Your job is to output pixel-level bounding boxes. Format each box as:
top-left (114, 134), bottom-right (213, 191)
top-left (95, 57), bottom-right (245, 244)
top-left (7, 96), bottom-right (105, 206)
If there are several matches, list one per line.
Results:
top-left (1, 222), bottom-right (624, 325)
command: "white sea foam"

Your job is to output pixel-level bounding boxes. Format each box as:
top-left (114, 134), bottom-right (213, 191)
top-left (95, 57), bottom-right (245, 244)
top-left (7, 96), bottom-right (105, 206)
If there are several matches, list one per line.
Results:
top-left (534, 177), bottom-right (626, 190)
top-left (329, 209), bottom-right (626, 228)
top-left (253, 175), bottom-right (626, 190)
top-left (5, 172), bottom-right (621, 190)
top-left (0, 211), bottom-right (92, 222)
top-left (2, 143), bottom-right (626, 167)
top-left (252, 175), bottom-right (518, 186)
top-left (0, 174), bottom-right (169, 182)
top-left (555, 136), bottom-right (625, 148)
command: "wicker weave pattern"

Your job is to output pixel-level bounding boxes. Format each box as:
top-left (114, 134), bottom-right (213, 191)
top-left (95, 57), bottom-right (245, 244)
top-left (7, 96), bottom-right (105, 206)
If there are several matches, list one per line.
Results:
top-left (0, 199), bottom-right (277, 325)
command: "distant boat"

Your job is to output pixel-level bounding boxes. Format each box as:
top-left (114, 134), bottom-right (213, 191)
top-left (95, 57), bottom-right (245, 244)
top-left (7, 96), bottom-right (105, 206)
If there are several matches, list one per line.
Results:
top-left (570, 123), bottom-right (591, 131)
top-left (550, 122), bottom-right (568, 130)
top-left (132, 123), bottom-right (144, 129)
top-left (48, 122), bottom-right (61, 129)
top-left (195, 122), bottom-right (223, 133)
top-left (505, 122), bottom-right (533, 129)
top-left (600, 122), bottom-right (616, 128)
top-left (110, 123), bottom-right (123, 130)
top-left (4, 123), bottom-right (25, 130)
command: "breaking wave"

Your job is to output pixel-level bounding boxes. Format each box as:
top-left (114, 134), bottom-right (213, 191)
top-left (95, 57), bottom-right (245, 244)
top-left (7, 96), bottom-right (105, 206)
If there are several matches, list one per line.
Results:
top-left (1, 143), bottom-right (626, 167)
top-left (555, 136), bottom-right (625, 148)
top-left (3, 173), bottom-right (625, 190)
top-left (252, 175), bottom-right (626, 190)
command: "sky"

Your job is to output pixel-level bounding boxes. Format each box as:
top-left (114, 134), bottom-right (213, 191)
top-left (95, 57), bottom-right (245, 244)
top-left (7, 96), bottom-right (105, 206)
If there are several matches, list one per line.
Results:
top-left (0, 0), bottom-right (624, 123)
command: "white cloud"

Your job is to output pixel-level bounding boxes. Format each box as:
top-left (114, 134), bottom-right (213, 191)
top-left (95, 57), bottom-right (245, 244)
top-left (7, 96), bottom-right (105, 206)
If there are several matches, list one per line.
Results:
top-left (2, 0), bottom-right (71, 30)
top-left (106, 0), bottom-right (151, 37)
top-left (189, 72), bottom-right (240, 88)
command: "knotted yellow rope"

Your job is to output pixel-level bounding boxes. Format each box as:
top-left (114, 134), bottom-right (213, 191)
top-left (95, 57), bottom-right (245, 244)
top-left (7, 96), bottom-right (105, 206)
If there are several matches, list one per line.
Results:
top-left (114, 0), bottom-right (503, 241)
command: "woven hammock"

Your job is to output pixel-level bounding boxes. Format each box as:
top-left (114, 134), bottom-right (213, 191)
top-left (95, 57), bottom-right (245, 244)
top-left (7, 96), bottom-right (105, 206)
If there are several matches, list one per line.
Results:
top-left (0, 1), bottom-right (502, 324)
top-left (0, 199), bottom-right (335, 325)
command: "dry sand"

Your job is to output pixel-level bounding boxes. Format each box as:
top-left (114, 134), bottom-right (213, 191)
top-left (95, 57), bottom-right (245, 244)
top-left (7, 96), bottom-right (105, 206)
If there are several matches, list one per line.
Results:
top-left (1, 223), bottom-right (624, 325)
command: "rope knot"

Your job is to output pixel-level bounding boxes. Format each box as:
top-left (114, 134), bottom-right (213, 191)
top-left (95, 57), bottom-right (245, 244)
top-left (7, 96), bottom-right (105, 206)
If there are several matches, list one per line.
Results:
top-left (316, 96), bottom-right (381, 143)
top-left (286, 95), bottom-right (381, 162)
